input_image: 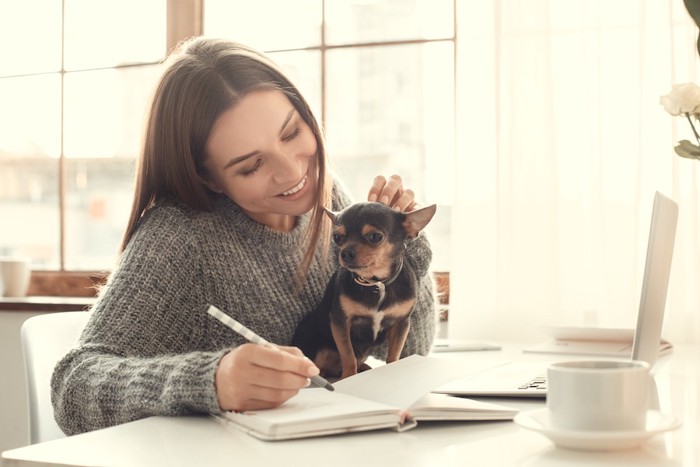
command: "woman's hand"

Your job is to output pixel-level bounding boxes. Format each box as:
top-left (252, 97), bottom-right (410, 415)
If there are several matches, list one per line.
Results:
top-left (215, 343), bottom-right (320, 412)
top-left (367, 174), bottom-right (417, 212)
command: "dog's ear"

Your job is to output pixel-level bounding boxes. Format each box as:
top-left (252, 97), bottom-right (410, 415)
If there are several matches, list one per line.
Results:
top-left (324, 207), bottom-right (339, 224)
top-left (402, 204), bottom-right (437, 238)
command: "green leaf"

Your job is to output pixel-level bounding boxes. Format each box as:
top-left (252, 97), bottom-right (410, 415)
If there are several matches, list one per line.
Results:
top-left (685, 0), bottom-right (700, 27)
top-left (684, 0), bottom-right (700, 55)
top-left (674, 139), bottom-right (700, 159)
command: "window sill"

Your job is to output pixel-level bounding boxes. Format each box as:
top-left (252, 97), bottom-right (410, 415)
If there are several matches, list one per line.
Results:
top-left (0, 271), bottom-right (103, 312)
top-left (0, 296), bottom-right (95, 312)
top-left (27, 271), bottom-right (107, 297)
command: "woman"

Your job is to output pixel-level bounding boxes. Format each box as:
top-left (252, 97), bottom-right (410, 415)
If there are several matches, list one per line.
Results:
top-left (51, 36), bottom-right (436, 435)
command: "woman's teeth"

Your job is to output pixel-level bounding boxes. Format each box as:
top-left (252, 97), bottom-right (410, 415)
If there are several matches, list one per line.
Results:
top-left (281, 176), bottom-right (307, 196)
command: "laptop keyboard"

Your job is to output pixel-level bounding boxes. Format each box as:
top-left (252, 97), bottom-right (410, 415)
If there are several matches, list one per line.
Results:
top-left (518, 375), bottom-right (548, 391)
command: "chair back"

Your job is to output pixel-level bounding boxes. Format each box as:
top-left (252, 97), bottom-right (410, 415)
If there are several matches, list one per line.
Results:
top-left (21, 311), bottom-right (90, 444)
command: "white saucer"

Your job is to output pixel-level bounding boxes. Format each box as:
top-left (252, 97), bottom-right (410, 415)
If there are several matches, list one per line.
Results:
top-left (514, 408), bottom-right (681, 451)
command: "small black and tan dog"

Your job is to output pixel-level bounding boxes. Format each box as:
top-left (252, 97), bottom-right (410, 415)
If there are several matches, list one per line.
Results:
top-left (293, 201), bottom-right (436, 380)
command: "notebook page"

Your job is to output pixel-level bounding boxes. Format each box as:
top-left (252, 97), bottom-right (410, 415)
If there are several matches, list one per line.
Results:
top-left (222, 388), bottom-right (401, 439)
top-left (333, 355), bottom-right (503, 409)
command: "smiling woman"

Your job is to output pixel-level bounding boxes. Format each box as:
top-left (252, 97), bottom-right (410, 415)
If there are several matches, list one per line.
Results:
top-left (119, 37), bottom-right (332, 281)
top-left (49, 36), bottom-right (439, 435)
top-left (201, 90), bottom-right (319, 232)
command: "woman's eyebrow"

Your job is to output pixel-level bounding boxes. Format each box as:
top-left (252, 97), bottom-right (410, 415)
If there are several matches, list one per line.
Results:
top-left (223, 151), bottom-right (258, 170)
top-left (278, 108), bottom-right (296, 135)
top-left (222, 109), bottom-right (297, 170)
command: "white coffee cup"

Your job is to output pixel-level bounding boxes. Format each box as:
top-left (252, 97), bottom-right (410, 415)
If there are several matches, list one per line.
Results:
top-left (547, 359), bottom-right (650, 432)
top-left (0, 256), bottom-right (32, 297)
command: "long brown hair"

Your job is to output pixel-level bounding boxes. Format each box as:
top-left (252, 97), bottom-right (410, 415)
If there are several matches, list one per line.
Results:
top-left (121, 36), bottom-right (331, 280)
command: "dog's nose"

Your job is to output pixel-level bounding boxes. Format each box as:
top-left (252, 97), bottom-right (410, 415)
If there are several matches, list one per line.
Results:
top-left (340, 248), bottom-right (356, 263)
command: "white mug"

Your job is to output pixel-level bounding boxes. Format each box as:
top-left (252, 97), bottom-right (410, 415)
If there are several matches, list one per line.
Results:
top-left (0, 257), bottom-right (32, 297)
top-left (547, 359), bottom-right (650, 431)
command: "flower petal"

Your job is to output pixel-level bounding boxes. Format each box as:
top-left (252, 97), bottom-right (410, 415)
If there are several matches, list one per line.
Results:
top-left (661, 83), bottom-right (700, 115)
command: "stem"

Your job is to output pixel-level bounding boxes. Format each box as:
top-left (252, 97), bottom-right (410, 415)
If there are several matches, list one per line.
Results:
top-left (686, 113), bottom-right (700, 145)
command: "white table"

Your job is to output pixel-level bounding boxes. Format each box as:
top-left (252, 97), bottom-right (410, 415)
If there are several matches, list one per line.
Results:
top-left (3, 344), bottom-right (698, 467)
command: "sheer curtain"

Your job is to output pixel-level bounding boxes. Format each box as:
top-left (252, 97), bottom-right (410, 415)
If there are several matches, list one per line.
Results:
top-left (448, 0), bottom-right (700, 345)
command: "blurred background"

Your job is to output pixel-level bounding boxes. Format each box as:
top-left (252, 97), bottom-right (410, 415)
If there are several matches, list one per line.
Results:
top-left (1, 0), bottom-right (699, 344)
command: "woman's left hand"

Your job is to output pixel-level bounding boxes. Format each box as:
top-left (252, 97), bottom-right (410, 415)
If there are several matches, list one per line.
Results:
top-left (367, 174), bottom-right (417, 212)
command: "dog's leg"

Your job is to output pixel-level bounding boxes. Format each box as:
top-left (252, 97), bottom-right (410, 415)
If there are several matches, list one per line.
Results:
top-left (330, 320), bottom-right (358, 379)
top-left (385, 320), bottom-right (410, 363)
top-left (313, 348), bottom-right (342, 380)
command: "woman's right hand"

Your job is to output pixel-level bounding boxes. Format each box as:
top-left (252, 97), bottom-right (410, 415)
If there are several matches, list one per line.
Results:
top-left (215, 343), bottom-right (320, 412)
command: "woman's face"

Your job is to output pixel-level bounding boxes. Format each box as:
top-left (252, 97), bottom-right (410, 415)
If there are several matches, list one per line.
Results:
top-left (202, 89), bottom-right (319, 231)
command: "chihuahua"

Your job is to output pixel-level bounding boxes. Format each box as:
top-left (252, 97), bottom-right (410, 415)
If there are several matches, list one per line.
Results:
top-left (292, 201), bottom-right (437, 380)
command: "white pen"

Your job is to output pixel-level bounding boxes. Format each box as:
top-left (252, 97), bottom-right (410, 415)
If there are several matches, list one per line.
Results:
top-left (206, 305), bottom-right (334, 391)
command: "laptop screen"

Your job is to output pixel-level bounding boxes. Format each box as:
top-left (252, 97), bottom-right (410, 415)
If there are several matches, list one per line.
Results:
top-left (631, 192), bottom-right (678, 368)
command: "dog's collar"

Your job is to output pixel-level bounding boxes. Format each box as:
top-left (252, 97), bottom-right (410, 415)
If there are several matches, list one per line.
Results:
top-left (353, 275), bottom-right (386, 288)
top-left (352, 257), bottom-right (404, 307)
top-left (352, 256), bottom-right (404, 287)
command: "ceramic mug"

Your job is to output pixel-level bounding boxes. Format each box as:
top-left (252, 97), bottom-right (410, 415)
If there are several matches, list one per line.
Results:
top-left (547, 359), bottom-right (650, 431)
top-left (0, 256), bottom-right (32, 297)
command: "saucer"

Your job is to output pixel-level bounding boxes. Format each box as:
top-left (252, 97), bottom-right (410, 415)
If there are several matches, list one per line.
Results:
top-left (514, 408), bottom-right (681, 451)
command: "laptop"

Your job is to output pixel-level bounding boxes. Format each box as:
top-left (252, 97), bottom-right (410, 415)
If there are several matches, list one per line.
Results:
top-left (434, 191), bottom-right (678, 398)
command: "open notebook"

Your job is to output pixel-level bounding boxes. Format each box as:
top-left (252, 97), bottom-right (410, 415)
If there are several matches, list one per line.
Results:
top-left (217, 355), bottom-right (517, 441)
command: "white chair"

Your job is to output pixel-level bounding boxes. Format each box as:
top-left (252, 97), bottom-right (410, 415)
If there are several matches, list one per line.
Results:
top-left (21, 311), bottom-right (90, 444)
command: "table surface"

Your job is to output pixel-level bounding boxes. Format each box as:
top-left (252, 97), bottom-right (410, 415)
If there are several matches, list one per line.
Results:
top-left (3, 343), bottom-right (698, 467)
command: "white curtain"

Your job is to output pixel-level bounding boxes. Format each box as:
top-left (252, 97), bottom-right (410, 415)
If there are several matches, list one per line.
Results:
top-left (449, 0), bottom-right (700, 345)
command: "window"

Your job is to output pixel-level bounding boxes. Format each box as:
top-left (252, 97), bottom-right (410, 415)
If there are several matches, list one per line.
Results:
top-left (0, 0), bottom-right (456, 289)
top-left (0, 0), bottom-right (166, 275)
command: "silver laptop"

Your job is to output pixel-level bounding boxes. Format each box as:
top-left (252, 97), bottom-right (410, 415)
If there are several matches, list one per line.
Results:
top-left (435, 191), bottom-right (678, 398)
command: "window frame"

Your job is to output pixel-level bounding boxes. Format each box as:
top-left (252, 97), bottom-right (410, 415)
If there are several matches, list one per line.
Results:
top-left (17, 0), bottom-right (201, 296)
top-left (23, 0), bottom-right (453, 297)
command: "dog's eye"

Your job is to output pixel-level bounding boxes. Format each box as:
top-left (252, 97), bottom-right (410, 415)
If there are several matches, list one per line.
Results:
top-left (332, 233), bottom-right (343, 244)
top-left (367, 232), bottom-right (384, 244)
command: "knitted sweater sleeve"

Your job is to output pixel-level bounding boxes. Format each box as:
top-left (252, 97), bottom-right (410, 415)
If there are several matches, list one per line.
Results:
top-left (401, 231), bottom-right (437, 356)
top-left (51, 207), bottom-right (225, 435)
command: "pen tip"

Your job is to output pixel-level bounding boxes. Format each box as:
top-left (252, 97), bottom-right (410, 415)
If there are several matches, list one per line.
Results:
top-left (325, 383), bottom-right (335, 391)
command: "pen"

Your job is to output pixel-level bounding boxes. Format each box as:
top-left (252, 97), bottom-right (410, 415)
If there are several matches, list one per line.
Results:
top-left (206, 305), bottom-right (334, 391)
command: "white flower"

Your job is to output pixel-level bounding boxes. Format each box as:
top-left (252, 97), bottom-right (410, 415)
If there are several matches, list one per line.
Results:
top-left (660, 82), bottom-right (700, 116)
top-left (661, 83), bottom-right (700, 160)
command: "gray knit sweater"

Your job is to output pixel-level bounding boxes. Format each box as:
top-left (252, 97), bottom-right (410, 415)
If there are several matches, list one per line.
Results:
top-left (51, 182), bottom-right (436, 435)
